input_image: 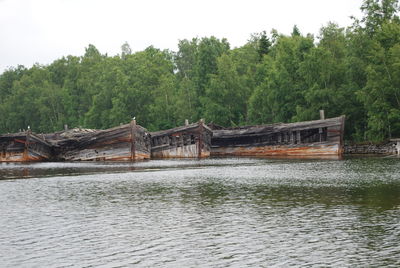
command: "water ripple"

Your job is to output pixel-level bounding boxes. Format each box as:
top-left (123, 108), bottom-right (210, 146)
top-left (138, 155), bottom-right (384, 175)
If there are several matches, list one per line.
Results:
top-left (1, 157), bottom-right (400, 267)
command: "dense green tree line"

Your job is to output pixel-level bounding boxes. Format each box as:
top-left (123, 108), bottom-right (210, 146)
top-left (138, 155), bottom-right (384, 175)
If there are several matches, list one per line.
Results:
top-left (1, 0), bottom-right (399, 141)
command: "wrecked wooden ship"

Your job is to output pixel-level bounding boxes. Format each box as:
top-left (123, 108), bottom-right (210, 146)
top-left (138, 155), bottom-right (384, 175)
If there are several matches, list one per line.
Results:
top-left (150, 120), bottom-right (212, 158)
top-left (0, 115), bottom-right (346, 162)
top-left (48, 120), bottom-right (151, 161)
top-left (0, 131), bottom-right (53, 162)
top-left (209, 116), bottom-right (345, 157)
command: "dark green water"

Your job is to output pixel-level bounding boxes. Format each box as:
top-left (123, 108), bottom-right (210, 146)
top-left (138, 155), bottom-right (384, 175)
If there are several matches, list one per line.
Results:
top-left (0, 157), bottom-right (399, 267)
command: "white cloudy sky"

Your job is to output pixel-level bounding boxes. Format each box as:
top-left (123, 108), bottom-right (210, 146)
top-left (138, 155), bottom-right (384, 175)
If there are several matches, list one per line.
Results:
top-left (0, 0), bottom-right (363, 73)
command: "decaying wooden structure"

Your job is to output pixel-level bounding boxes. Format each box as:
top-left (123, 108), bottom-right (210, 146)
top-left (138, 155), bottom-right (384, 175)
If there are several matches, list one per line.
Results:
top-left (0, 116), bottom-right (346, 162)
top-left (0, 131), bottom-right (53, 162)
top-left (49, 121), bottom-right (151, 161)
top-left (209, 116), bottom-right (345, 157)
top-left (150, 120), bottom-right (212, 158)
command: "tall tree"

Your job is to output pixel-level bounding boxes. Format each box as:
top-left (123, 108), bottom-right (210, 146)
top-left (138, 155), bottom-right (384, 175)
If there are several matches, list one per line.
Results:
top-left (355, 0), bottom-right (400, 140)
top-left (121, 42), bottom-right (132, 60)
top-left (248, 32), bottom-right (314, 124)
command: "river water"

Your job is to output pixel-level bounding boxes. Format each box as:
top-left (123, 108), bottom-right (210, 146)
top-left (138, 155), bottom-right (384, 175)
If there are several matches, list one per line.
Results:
top-left (0, 157), bottom-right (400, 267)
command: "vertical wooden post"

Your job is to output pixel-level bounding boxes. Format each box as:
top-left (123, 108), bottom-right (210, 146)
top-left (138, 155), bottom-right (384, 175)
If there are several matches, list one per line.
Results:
top-left (319, 128), bottom-right (323, 142)
top-left (179, 135), bottom-right (183, 147)
top-left (130, 119), bottom-right (136, 161)
top-left (319, 110), bottom-right (325, 120)
top-left (339, 115), bottom-right (345, 155)
top-left (396, 141), bottom-right (400, 156)
top-left (198, 119), bottom-right (204, 158)
top-left (24, 133), bottom-right (29, 160)
top-left (297, 131), bottom-right (301, 144)
top-left (24, 130), bottom-right (31, 161)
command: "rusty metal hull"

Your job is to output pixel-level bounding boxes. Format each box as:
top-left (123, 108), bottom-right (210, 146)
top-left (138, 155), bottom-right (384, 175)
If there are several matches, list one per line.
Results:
top-left (211, 142), bottom-right (341, 157)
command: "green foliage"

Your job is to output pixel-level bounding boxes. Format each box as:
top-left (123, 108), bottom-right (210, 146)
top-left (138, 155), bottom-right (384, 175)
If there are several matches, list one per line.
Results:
top-left (249, 31), bottom-right (272, 60)
top-left (249, 32), bottom-right (314, 124)
top-left (291, 25), bottom-right (301, 37)
top-left (1, 0), bottom-right (399, 142)
top-left (360, 0), bottom-right (399, 34)
top-left (296, 23), bottom-right (349, 121)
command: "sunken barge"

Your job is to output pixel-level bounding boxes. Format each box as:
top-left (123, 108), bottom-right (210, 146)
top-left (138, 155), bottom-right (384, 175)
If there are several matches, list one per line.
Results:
top-left (209, 116), bottom-right (345, 157)
top-left (0, 116), bottom-right (345, 162)
top-left (0, 120), bottom-right (151, 162)
top-left (48, 121), bottom-right (151, 161)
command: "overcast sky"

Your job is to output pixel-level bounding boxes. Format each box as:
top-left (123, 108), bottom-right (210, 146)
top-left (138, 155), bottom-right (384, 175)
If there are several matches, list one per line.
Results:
top-left (0, 0), bottom-right (363, 73)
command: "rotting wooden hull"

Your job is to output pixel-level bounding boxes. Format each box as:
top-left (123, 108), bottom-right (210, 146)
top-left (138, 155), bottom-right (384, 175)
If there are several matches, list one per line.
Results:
top-left (0, 151), bottom-right (48, 162)
top-left (150, 121), bottom-right (212, 158)
top-left (0, 133), bottom-right (53, 162)
top-left (54, 122), bottom-right (151, 161)
top-left (61, 145), bottom-right (150, 162)
top-left (0, 116), bottom-right (345, 162)
top-left (211, 142), bottom-right (341, 157)
top-left (151, 143), bottom-right (211, 158)
top-left (210, 116), bottom-right (345, 157)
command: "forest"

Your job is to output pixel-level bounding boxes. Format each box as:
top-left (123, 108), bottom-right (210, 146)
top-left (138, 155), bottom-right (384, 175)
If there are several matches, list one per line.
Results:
top-left (0, 0), bottom-right (399, 142)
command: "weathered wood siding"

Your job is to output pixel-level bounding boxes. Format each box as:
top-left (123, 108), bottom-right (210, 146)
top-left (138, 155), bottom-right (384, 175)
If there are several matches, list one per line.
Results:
top-left (211, 142), bottom-right (341, 156)
top-left (150, 121), bottom-right (212, 158)
top-left (55, 123), bottom-right (151, 161)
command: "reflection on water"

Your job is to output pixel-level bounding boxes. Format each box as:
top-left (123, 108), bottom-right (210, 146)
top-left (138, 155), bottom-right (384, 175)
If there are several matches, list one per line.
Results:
top-left (0, 157), bottom-right (400, 267)
top-left (0, 158), bottom-right (263, 180)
